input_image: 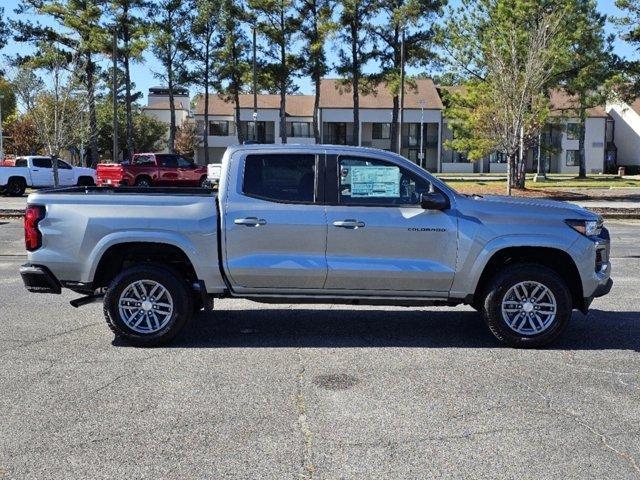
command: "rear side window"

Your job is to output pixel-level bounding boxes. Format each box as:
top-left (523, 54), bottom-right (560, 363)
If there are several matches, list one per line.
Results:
top-left (33, 158), bottom-right (52, 168)
top-left (243, 154), bottom-right (316, 204)
top-left (134, 155), bottom-right (155, 166)
top-left (15, 159), bottom-right (27, 167)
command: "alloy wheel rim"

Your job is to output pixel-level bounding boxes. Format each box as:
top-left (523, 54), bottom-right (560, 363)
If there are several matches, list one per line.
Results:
top-left (118, 280), bottom-right (173, 334)
top-left (501, 281), bottom-right (557, 336)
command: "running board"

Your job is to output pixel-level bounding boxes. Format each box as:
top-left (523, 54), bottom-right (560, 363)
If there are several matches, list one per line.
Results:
top-left (70, 294), bottom-right (104, 308)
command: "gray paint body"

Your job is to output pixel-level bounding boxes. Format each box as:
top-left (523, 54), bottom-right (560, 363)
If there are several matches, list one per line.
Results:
top-left (27, 144), bottom-right (611, 304)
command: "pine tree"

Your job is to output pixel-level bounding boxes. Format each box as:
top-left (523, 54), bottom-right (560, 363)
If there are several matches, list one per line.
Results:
top-left (149, 0), bottom-right (192, 153)
top-left (249, 0), bottom-right (301, 143)
top-left (298, 0), bottom-right (335, 143)
top-left (12, 0), bottom-right (107, 167)
top-left (109, 0), bottom-right (150, 159)
top-left (216, 0), bottom-right (251, 145)
top-left (336, 0), bottom-right (375, 146)
top-left (190, 0), bottom-right (222, 164)
top-left (372, 0), bottom-right (445, 153)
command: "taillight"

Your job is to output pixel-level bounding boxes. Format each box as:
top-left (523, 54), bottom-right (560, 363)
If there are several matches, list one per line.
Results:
top-left (25, 205), bottom-right (45, 251)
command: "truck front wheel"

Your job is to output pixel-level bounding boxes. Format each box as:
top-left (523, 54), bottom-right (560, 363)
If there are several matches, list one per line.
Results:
top-left (103, 264), bottom-right (193, 346)
top-left (481, 263), bottom-right (572, 348)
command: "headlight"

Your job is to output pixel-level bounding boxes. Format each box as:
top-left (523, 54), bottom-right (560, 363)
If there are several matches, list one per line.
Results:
top-left (566, 219), bottom-right (602, 237)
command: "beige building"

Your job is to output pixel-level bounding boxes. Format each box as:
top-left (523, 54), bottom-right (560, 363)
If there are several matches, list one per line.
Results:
top-left (142, 81), bottom-right (616, 174)
top-left (140, 87), bottom-right (192, 152)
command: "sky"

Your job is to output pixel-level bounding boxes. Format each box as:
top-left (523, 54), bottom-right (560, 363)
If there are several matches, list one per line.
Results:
top-left (1, 0), bottom-right (635, 103)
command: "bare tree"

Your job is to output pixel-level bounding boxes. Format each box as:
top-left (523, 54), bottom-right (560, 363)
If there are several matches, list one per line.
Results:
top-left (12, 54), bottom-right (88, 186)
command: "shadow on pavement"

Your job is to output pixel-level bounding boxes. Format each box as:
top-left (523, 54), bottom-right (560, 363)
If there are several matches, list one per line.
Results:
top-left (114, 308), bottom-right (640, 351)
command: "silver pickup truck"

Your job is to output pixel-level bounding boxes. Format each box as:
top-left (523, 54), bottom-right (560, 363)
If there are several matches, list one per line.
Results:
top-left (20, 145), bottom-right (612, 347)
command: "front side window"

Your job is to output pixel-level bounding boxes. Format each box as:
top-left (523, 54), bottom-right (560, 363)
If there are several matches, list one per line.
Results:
top-left (243, 154), bottom-right (316, 203)
top-left (32, 158), bottom-right (52, 168)
top-left (209, 121), bottom-right (229, 136)
top-left (372, 123), bottom-right (391, 140)
top-left (338, 156), bottom-right (431, 206)
top-left (566, 150), bottom-right (579, 166)
top-left (176, 156), bottom-right (193, 168)
top-left (57, 159), bottom-right (72, 169)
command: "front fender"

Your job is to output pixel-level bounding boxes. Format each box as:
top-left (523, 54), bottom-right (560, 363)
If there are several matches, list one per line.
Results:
top-left (449, 233), bottom-right (580, 299)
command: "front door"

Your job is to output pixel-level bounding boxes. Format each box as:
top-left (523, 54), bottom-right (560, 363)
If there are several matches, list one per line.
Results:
top-left (324, 154), bottom-right (458, 294)
top-left (224, 152), bottom-right (327, 290)
top-left (55, 159), bottom-right (75, 186)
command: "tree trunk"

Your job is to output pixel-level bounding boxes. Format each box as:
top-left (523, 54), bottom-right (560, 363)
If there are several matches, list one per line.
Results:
top-left (167, 62), bottom-right (176, 153)
top-left (203, 39), bottom-right (210, 165)
top-left (234, 87), bottom-right (244, 145)
top-left (536, 131), bottom-right (545, 176)
top-left (279, 5), bottom-right (287, 144)
top-left (578, 103), bottom-right (587, 179)
top-left (313, 73), bottom-right (321, 144)
top-left (85, 56), bottom-right (98, 168)
top-left (506, 152), bottom-right (517, 196)
top-left (390, 95), bottom-right (399, 152)
top-left (123, 12), bottom-right (134, 160)
top-left (351, 20), bottom-right (360, 146)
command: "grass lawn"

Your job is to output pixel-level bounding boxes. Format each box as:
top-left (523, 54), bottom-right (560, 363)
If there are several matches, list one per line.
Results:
top-left (441, 176), bottom-right (640, 198)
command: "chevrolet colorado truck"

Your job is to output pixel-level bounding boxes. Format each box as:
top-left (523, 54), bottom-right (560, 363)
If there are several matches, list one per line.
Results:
top-left (20, 145), bottom-right (612, 347)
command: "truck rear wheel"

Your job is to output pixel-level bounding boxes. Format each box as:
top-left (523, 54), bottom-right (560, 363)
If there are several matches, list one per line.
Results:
top-left (103, 264), bottom-right (193, 346)
top-left (481, 263), bottom-right (572, 348)
top-left (135, 177), bottom-right (151, 187)
top-left (6, 178), bottom-right (26, 197)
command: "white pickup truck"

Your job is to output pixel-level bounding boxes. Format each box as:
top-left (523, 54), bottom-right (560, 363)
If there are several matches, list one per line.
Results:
top-left (0, 156), bottom-right (96, 196)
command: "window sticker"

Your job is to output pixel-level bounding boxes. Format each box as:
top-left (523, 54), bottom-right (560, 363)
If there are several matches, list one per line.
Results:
top-left (350, 166), bottom-right (400, 198)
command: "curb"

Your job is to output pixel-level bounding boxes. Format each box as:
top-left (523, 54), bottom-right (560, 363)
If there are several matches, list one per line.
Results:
top-left (0, 210), bottom-right (26, 218)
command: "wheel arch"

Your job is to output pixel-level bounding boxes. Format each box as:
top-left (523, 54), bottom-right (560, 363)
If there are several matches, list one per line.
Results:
top-left (91, 239), bottom-right (200, 290)
top-left (471, 246), bottom-right (583, 310)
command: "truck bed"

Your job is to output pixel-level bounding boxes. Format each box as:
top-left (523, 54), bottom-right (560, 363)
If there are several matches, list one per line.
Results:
top-left (37, 185), bottom-right (216, 196)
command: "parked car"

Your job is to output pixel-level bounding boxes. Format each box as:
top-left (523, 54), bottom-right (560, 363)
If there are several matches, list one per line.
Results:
top-left (20, 144), bottom-right (612, 348)
top-left (96, 153), bottom-right (208, 188)
top-left (0, 156), bottom-right (96, 197)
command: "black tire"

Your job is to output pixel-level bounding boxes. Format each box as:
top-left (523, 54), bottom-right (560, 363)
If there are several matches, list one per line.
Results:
top-left (77, 176), bottom-right (95, 187)
top-left (481, 263), bottom-right (572, 348)
top-left (103, 264), bottom-right (193, 346)
top-left (135, 177), bottom-right (152, 187)
top-left (6, 178), bottom-right (26, 197)
top-left (199, 176), bottom-right (208, 188)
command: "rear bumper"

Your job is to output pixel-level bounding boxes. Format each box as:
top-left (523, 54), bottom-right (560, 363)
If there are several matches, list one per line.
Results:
top-left (20, 264), bottom-right (62, 294)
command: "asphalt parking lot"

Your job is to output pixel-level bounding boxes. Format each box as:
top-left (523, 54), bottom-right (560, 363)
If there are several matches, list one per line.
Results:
top-left (0, 219), bottom-right (638, 479)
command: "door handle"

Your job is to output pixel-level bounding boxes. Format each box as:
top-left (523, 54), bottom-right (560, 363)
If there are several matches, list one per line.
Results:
top-left (333, 219), bottom-right (365, 229)
top-left (234, 217), bottom-right (267, 227)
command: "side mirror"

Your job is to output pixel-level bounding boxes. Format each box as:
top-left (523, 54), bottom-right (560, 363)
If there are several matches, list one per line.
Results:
top-left (420, 192), bottom-right (449, 210)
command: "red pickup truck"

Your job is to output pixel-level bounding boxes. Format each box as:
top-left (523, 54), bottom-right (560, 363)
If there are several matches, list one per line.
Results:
top-left (96, 153), bottom-right (208, 188)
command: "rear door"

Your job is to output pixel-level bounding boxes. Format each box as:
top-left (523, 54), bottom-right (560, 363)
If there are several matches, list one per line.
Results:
top-left (176, 156), bottom-right (198, 186)
top-left (30, 157), bottom-right (54, 186)
top-left (323, 154), bottom-right (458, 294)
top-left (223, 152), bottom-right (327, 290)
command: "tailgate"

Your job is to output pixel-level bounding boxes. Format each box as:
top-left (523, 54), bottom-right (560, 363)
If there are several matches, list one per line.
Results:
top-left (96, 164), bottom-right (125, 185)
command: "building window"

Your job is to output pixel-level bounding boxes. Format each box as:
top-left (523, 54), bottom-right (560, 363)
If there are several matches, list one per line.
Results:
top-left (490, 152), bottom-right (506, 163)
top-left (566, 150), bottom-right (579, 166)
top-left (566, 123), bottom-right (580, 140)
top-left (289, 122), bottom-right (311, 137)
top-left (372, 123), bottom-right (391, 140)
top-left (209, 121), bottom-right (229, 136)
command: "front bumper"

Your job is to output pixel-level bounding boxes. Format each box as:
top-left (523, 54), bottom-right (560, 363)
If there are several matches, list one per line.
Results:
top-left (20, 264), bottom-right (61, 294)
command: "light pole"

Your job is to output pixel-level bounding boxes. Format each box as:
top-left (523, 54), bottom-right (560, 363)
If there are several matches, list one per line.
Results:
top-left (419, 99), bottom-right (426, 168)
top-left (112, 26), bottom-right (119, 163)
top-left (0, 94), bottom-right (4, 161)
top-left (252, 21), bottom-right (258, 143)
